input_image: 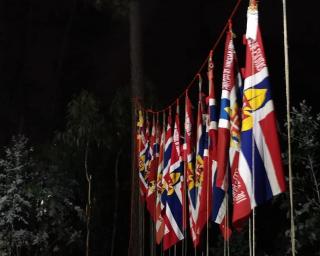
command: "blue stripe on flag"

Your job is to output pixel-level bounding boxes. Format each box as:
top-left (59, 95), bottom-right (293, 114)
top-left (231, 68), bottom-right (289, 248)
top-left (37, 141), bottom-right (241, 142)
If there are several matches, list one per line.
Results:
top-left (240, 130), bottom-right (273, 205)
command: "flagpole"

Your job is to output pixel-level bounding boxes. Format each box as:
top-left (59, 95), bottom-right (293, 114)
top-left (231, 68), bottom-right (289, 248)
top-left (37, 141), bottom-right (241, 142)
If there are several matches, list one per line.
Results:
top-left (248, 1), bottom-right (257, 255)
top-left (282, 0), bottom-right (296, 254)
top-left (226, 193), bottom-right (230, 256)
top-left (183, 156), bottom-right (187, 256)
top-left (183, 111), bottom-right (187, 256)
top-left (247, 1), bottom-right (256, 255)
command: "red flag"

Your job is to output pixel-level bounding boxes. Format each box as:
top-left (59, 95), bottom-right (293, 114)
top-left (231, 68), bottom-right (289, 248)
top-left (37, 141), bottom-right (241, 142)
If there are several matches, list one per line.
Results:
top-left (184, 93), bottom-right (198, 246)
top-left (146, 115), bottom-right (159, 221)
top-left (137, 111), bottom-right (148, 199)
top-left (155, 114), bottom-right (166, 244)
top-left (215, 26), bottom-right (243, 237)
top-left (163, 104), bottom-right (184, 250)
top-left (237, 3), bottom-right (285, 225)
top-left (194, 76), bottom-right (207, 246)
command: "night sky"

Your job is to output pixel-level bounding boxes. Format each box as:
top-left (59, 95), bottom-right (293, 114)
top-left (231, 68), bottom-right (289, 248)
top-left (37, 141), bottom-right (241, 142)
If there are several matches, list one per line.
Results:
top-left (0, 0), bottom-right (319, 145)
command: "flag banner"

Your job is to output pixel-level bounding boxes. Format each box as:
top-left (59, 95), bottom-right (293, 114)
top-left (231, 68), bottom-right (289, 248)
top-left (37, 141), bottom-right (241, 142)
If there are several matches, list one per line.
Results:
top-left (155, 114), bottom-right (166, 244)
top-left (215, 26), bottom-right (246, 236)
top-left (137, 110), bottom-right (149, 200)
top-left (184, 93), bottom-right (198, 246)
top-left (194, 76), bottom-right (207, 246)
top-left (238, 5), bottom-right (286, 213)
top-left (162, 104), bottom-right (184, 250)
top-left (204, 50), bottom-right (232, 240)
top-left (161, 110), bottom-right (172, 221)
top-left (146, 115), bottom-right (159, 221)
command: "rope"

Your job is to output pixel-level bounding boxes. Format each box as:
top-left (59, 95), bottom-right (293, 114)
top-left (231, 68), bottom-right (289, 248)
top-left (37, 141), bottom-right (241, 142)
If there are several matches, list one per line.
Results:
top-left (136, 0), bottom-right (243, 114)
top-left (282, 0), bottom-right (296, 254)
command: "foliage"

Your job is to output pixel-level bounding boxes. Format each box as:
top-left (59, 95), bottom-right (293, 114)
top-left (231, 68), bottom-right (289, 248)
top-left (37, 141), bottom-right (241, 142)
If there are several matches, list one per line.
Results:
top-left (282, 101), bottom-right (320, 255)
top-left (0, 135), bottom-right (83, 255)
top-left (109, 86), bottom-right (131, 144)
top-left (57, 90), bottom-right (106, 149)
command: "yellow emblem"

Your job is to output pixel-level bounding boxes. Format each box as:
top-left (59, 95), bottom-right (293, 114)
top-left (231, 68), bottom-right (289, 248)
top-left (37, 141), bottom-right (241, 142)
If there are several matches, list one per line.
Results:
top-left (242, 88), bottom-right (267, 131)
top-left (187, 163), bottom-right (195, 190)
top-left (195, 155), bottom-right (204, 188)
top-left (139, 156), bottom-right (145, 172)
top-left (137, 110), bottom-right (144, 128)
top-left (167, 172), bottom-right (181, 196)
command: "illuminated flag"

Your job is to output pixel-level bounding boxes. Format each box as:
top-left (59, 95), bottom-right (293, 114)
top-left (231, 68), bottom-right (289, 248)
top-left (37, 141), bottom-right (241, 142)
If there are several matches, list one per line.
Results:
top-left (183, 93), bottom-right (198, 246)
top-left (238, 4), bottom-right (286, 215)
top-left (155, 114), bottom-right (166, 244)
top-left (146, 115), bottom-right (159, 221)
top-left (161, 111), bottom-right (172, 220)
top-left (163, 104), bottom-right (184, 250)
top-left (137, 111), bottom-right (149, 199)
top-left (198, 53), bottom-right (220, 241)
top-left (194, 76), bottom-right (207, 246)
top-left (215, 26), bottom-right (247, 235)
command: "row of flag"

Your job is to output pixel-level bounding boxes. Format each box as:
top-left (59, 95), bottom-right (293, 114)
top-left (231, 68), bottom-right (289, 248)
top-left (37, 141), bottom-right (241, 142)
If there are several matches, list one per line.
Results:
top-left (135, 4), bottom-right (286, 251)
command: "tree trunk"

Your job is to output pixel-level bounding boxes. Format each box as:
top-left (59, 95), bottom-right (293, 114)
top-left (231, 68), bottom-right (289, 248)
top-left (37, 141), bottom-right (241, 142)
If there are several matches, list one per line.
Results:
top-left (111, 149), bottom-right (122, 256)
top-left (85, 143), bottom-right (92, 256)
top-left (128, 0), bottom-right (144, 255)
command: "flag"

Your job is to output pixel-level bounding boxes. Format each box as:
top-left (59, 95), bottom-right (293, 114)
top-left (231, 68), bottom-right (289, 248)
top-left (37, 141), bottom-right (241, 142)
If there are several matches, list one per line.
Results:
top-left (155, 114), bottom-right (166, 244)
top-left (137, 110), bottom-right (149, 199)
top-left (162, 104), bottom-right (184, 250)
top-left (215, 26), bottom-right (247, 235)
top-left (161, 110), bottom-right (173, 221)
top-left (146, 115), bottom-right (159, 221)
top-left (238, 4), bottom-right (286, 214)
top-left (194, 76), bottom-right (207, 246)
top-left (184, 92), bottom-right (198, 246)
top-left (197, 53), bottom-right (221, 242)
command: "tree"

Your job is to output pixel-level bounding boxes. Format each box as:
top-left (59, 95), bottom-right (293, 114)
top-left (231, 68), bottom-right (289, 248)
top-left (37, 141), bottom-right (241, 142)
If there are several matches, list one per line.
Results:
top-left (0, 135), bottom-right (35, 255)
top-left (0, 135), bottom-right (83, 256)
top-left (57, 89), bottom-right (105, 256)
top-left (282, 101), bottom-right (320, 255)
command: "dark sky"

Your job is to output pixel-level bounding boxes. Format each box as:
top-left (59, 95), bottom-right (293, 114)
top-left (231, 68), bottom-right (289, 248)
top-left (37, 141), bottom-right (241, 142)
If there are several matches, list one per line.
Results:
top-left (0, 0), bottom-right (318, 144)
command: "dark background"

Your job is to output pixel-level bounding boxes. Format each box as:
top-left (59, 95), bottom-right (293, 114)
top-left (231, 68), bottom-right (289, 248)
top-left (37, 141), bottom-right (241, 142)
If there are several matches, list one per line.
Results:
top-left (0, 0), bottom-right (318, 145)
top-left (0, 0), bottom-right (318, 255)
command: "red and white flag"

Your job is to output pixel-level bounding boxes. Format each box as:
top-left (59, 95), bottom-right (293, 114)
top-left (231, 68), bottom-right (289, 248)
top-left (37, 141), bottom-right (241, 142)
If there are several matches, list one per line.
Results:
top-left (162, 104), bottom-right (184, 250)
top-left (238, 3), bottom-right (286, 222)
top-left (184, 93), bottom-right (198, 246)
top-left (155, 115), bottom-right (166, 244)
top-left (146, 115), bottom-right (159, 221)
